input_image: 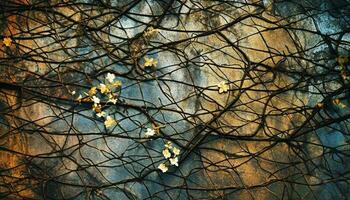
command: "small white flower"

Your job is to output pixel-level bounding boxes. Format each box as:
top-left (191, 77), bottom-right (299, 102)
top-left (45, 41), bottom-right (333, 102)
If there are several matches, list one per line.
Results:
top-left (169, 157), bottom-right (179, 166)
top-left (217, 81), bottom-right (229, 93)
top-left (158, 163), bottom-right (168, 173)
top-left (162, 148), bottom-right (171, 159)
top-left (164, 141), bottom-right (172, 149)
top-left (172, 147), bottom-right (180, 156)
top-left (99, 83), bottom-right (109, 94)
top-left (92, 96), bottom-right (100, 104)
top-left (96, 111), bottom-right (106, 118)
top-left (106, 73), bottom-right (115, 83)
top-left (108, 98), bottom-right (117, 104)
top-left (145, 128), bottom-right (156, 137)
top-left (104, 116), bottom-right (117, 128)
top-left (71, 90), bottom-right (76, 95)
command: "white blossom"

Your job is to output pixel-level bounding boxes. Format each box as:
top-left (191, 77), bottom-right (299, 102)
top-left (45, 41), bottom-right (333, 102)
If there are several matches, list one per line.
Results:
top-left (92, 96), bottom-right (100, 104)
top-left (106, 73), bottom-right (115, 83)
top-left (96, 111), bottom-right (106, 118)
top-left (162, 148), bottom-right (171, 159)
top-left (108, 98), bottom-right (117, 104)
top-left (158, 163), bottom-right (168, 173)
top-left (169, 157), bottom-right (179, 166)
top-left (217, 81), bottom-right (229, 93)
top-left (172, 147), bottom-right (180, 156)
top-left (164, 141), bottom-right (172, 149)
top-left (145, 128), bottom-right (156, 137)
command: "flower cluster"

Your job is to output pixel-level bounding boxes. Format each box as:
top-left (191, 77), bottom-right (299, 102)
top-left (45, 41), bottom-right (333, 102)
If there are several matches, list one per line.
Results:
top-left (74, 73), bottom-right (122, 128)
top-left (158, 141), bottom-right (181, 173)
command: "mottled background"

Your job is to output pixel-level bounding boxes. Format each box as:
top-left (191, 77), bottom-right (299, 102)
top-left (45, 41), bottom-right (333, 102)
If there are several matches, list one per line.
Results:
top-left (0, 0), bottom-right (350, 199)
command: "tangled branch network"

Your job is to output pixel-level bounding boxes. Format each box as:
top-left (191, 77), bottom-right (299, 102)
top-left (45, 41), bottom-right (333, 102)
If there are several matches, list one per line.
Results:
top-left (0, 0), bottom-right (350, 199)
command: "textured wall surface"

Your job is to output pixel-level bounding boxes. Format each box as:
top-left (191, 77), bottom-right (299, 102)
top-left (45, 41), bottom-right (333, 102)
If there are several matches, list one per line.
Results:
top-left (0, 0), bottom-right (350, 199)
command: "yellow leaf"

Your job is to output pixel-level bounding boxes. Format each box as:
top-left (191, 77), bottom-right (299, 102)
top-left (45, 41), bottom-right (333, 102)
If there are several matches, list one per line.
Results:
top-left (144, 57), bottom-right (158, 68)
top-left (92, 103), bottom-right (102, 113)
top-left (99, 83), bottom-right (110, 94)
top-left (316, 102), bottom-right (323, 109)
top-left (333, 98), bottom-right (340, 105)
top-left (3, 37), bottom-right (12, 47)
top-left (144, 27), bottom-right (159, 38)
top-left (104, 116), bottom-right (117, 128)
top-left (337, 55), bottom-right (348, 66)
top-left (88, 87), bottom-right (97, 96)
top-left (112, 80), bottom-right (122, 88)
